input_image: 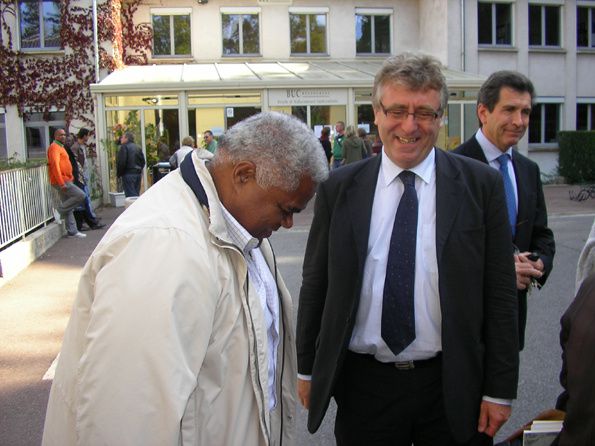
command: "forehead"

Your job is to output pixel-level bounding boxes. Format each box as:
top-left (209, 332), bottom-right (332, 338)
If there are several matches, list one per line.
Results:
top-left (380, 83), bottom-right (441, 107)
top-left (496, 87), bottom-right (532, 106)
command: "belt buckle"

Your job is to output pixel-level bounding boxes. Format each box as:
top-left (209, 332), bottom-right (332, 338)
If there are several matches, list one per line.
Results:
top-left (394, 360), bottom-right (415, 370)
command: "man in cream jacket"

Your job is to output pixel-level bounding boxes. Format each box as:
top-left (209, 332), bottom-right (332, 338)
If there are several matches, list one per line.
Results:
top-left (42, 112), bottom-right (329, 446)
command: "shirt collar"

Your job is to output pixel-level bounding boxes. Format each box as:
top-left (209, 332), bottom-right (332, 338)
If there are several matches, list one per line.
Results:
top-left (380, 146), bottom-right (435, 187)
top-left (53, 140), bottom-right (64, 148)
top-left (476, 129), bottom-right (513, 163)
top-left (220, 205), bottom-right (260, 255)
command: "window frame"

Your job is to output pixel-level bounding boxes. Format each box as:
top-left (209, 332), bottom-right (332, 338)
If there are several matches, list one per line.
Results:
top-left (528, 101), bottom-right (562, 146)
top-left (528, 3), bottom-right (562, 48)
top-left (355, 8), bottom-right (393, 56)
top-left (150, 8), bottom-right (193, 58)
top-left (220, 7), bottom-right (261, 57)
top-left (577, 5), bottom-right (595, 48)
top-left (477, 1), bottom-right (514, 47)
top-left (288, 7), bottom-right (329, 56)
top-left (23, 110), bottom-right (66, 160)
top-left (576, 100), bottom-right (595, 130)
top-left (17, 0), bottom-right (62, 51)
top-left (0, 109), bottom-right (7, 161)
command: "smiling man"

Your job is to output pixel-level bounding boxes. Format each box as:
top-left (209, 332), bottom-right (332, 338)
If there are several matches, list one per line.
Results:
top-left (296, 53), bottom-right (519, 445)
top-left (454, 71), bottom-right (555, 351)
top-left (42, 112), bottom-right (329, 446)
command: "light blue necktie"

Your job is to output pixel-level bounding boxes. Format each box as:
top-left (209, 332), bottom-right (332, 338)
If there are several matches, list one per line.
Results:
top-left (497, 154), bottom-right (517, 237)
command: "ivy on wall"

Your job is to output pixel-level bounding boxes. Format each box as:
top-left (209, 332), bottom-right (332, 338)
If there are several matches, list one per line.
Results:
top-left (0, 0), bottom-right (152, 128)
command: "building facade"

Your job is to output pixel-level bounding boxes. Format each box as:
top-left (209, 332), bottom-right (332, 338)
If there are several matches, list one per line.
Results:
top-left (1, 0), bottom-right (593, 202)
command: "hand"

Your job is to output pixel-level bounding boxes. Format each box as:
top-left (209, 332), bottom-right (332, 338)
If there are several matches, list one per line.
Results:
top-left (514, 253), bottom-right (543, 290)
top-left (297, 378), bottom-right (311, 410)
top-left (477, 401), bottom-right (511, 437)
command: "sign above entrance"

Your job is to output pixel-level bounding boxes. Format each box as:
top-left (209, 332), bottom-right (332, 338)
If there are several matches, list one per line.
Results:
top-left (268, 88), bottom-right (347, 106)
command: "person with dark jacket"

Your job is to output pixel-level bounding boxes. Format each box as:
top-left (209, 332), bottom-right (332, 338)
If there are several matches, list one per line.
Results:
top-left (117, 131), bottom-right (145, 197)
top-left (64, 135), bottom-right (105, 231)
top-left (319, 126), bottom-right (332, 163)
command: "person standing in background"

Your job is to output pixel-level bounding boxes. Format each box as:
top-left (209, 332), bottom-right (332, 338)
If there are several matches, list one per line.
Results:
top-left (116, 131), bottom-right (145, 197)
top-left (319, 126), bottom-right (332, 164)
top-left (204, 130), bottom-right (218, 154)
top-left (331, 121), bottom-right (345, 169)
top-left (47, 129), bottom-right (86, 238)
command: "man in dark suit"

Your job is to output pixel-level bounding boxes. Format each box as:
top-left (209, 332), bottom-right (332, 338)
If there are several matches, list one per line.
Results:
top-left (296, 53), bottom-right (519, 445)
top-left (454, 71), bottom-right (555, 350)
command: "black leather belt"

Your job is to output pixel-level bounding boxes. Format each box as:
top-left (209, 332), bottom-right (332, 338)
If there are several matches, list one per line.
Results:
top-left (348, 351), bottom-right (442, 370)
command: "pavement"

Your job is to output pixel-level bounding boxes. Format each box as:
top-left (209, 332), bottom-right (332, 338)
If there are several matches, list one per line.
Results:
top-left (0, 184), bottom-right (593, 445)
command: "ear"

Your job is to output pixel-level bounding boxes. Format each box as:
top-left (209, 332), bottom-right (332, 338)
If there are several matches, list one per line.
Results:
top-left (477, 103), bottom-right (489, 127)
top-left (231, 161), bottom-right (257, 187)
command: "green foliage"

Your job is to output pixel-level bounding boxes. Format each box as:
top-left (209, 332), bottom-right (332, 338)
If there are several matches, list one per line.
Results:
top-left (0, 153), bottom-right (46, 171)
top-left (558, 131), bottom-right (595, 183)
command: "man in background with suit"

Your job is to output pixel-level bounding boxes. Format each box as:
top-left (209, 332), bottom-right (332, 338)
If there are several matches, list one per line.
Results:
top-left (454, 71), bottom-right (555, 350)
top-left (296, 53), bottom-right (519, 445)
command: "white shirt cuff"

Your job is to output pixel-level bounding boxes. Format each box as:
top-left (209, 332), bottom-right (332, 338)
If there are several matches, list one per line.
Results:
top-left (482, 396), bottom-right (512, 406)
top-left (297, 374), bottom-right (312, 381)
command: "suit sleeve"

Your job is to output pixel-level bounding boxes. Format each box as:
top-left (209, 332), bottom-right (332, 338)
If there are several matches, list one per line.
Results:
top-left (530, 163), bottom-right (555, 285)
top-left (116, 145), bottom-right (127, 177)
top-left (482, 172), bottom-right (520, 398)
top-left (296, 184), bottom-right (331, 375)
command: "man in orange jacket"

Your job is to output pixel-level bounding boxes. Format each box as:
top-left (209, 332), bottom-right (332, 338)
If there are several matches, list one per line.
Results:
top-left (47, 129), bottom-right (87, 238)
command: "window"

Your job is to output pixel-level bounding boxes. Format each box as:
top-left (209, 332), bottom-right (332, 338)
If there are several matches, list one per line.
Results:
top-left (529, 103), bottom-right (560, 144)
top-left (221, 9), bottom-right (260, 56)
top-left (577, 103), bottom-right (595, 130)
top-left (577, 6), bottom-right (595, 48)
top-left (478, 2), bottom-right (512, 45)
top-left (152, 11), bottom-right (191, 57)
top-left (0, 111), bottom-right (7, 160)
top-left (529, 4), bottom-right (560, 47)
top-left (19, 0), bottom-right (61, 50)
top-left (24, 111), bottom-right (65, 159)
top-left (289, 8), bottom-right (327, 55)
top-left (355, 9), bottom-right (391, 55)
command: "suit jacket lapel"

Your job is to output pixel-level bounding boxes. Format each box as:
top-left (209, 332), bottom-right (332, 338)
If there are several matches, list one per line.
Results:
top-left (468, 136), bottom-right (489, 164)
top-left (347, 155), bottom-right (382, 271)
top-left (435, 149), bottom-right (465, 265)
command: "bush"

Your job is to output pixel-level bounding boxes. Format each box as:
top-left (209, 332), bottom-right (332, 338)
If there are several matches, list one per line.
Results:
top-left (558, 131), bottom-right (595, 183)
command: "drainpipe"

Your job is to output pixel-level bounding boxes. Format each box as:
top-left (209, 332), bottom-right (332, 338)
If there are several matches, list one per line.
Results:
top-left (460, 0), bottom-right (466, 71)
top-left (93, 0), bottom-right (99, 82)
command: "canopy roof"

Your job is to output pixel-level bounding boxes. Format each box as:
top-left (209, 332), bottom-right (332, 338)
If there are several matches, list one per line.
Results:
top-left (91, 60), bottom-right (486, 93)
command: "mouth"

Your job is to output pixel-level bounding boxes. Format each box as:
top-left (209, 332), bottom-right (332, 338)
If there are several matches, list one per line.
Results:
top-left (396, 135), bottom-right (419, 144)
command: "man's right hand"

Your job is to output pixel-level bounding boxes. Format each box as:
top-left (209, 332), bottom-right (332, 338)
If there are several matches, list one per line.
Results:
top-left (514, 253), bottom-right (543, 290)
top-left (297, 378), bottom-right (311, 409)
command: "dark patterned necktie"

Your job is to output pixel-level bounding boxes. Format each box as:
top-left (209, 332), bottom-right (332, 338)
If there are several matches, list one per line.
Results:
top-left (382, 170), bottom-right (418, 355)
top-left (497, 154), bottom-right (517, 237)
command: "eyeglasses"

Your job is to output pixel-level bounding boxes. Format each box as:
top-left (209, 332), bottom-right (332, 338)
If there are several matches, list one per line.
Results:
top-left (379, 101), bottom-right (441, 123)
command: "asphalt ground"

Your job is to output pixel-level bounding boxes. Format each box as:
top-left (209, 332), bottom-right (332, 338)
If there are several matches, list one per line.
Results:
top-left (0, 183), bottom-right (593, 445)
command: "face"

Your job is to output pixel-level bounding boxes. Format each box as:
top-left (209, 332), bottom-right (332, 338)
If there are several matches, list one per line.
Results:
top-left (204, 133), bottom-right (213, 143)
top-left (120, 134), bottom-right (128, 144)
top-left (478, 87), bottom-right (532, 152)
top-left (335, 123), bottom-right (344, 135)
top-left (374, 83), bottom-right (442, 169)
top-left (55, 129), bottom-right (66, 144)
top-left (231, 165), bottom-right (317, 241)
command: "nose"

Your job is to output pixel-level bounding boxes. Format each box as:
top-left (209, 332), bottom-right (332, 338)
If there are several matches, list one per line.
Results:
top-left (511, 110), bottom-right (525, 126)
top-left (281, 214), bottom-right (294, 229)
top-left (400, 113), bottom-right (419, 133)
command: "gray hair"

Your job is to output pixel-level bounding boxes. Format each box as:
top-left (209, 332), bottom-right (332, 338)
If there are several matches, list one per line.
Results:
top-left (181, 135), bottom-right (195, 147)
top-left (372, 52), bottom-right (448, 113)
top-left (211, 112), bottom-right (329, 191)
top-left (124, 131), bottom-right (135, 143)
top-left (345, 125), bottom-right (357, 138)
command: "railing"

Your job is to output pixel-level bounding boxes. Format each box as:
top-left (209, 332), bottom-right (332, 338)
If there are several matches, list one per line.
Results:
top-left (0, 165), bottom-right (56, 250)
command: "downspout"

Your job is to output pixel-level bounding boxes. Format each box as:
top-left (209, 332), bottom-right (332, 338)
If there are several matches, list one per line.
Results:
top-left (93, 0), bottom-right (99, 82)
top-left (460, 0), bottom-right (466, 71)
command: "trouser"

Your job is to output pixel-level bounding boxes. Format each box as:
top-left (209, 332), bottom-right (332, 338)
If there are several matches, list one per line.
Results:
top-left (52, 182), bottom-right (86, 235)
top-left (332, 158), bottom-right (344, 170)
top-left (83, 184), bottom-right (97, 220)
top-left (122, 173), bottom-right (141, 197)
top-left (334, 351), bottom-right (493, 446)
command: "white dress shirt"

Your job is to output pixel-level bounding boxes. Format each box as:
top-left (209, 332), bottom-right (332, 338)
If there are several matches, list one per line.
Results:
top-left (476, 129), bottom-right (518, 209)
top-left (349, 148), bottom-right (441, 362)
top-left (221, 207), bottom-right (280, 411)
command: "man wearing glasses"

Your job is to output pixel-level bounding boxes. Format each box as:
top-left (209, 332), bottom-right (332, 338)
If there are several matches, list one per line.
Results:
top-left (204, 129), bottom-right (218, 154)
top-left (297, 53), bottom-right (519, 445)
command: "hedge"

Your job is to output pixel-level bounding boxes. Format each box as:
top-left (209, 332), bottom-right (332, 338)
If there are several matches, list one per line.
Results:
top-left (558, 131), bottom-right (595, 184)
